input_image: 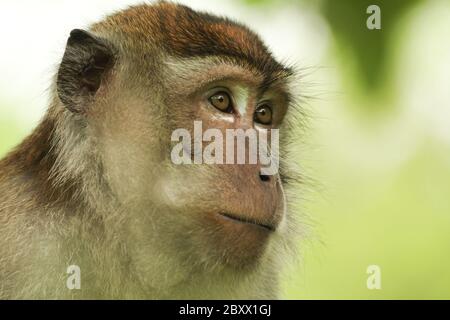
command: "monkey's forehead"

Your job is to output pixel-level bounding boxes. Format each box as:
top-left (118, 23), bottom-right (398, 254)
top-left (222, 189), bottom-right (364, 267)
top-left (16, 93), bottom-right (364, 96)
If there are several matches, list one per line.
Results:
top-left (162, 56), bottom-right (292, 99)
top-left (91, 2), bottom-right (291, 78)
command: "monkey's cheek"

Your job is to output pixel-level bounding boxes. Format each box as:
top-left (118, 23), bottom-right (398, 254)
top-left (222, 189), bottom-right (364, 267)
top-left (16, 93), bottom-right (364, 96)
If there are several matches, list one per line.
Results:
top-left (202, 214), bottom-right (273, 268)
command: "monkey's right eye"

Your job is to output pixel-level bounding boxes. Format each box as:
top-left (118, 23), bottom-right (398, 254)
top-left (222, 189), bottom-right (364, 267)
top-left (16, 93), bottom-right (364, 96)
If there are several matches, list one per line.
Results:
top-left (208, 91), bottom-right (233, 113)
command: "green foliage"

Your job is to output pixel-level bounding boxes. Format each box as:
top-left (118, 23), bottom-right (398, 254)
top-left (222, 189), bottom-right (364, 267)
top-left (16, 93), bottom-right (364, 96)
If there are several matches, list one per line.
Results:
top-left (319, 0), bottom-right (420, 94)
top-left (283, 143), bottom-right (450, 299)
top-left (241, 0), bottom-right (450, 299)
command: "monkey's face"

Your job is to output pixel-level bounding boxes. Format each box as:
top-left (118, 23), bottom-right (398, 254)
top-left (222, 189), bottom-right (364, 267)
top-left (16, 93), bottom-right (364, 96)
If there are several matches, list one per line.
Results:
top-left (163, 58), bottom-right (289, 265)
top-left (96, 57), bottom-right (291, 271)
top-left (56, 4), bottom-right (296, 276)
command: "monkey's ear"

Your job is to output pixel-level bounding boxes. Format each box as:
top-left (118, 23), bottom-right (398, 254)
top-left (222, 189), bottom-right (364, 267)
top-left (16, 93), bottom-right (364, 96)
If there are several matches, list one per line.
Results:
top-left (57, 29), bottom-right (115, 113)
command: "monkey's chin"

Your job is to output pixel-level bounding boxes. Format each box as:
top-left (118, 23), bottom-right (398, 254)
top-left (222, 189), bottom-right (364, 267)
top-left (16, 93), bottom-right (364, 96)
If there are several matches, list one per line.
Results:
top-left (200, 212), bottom-right (275, 269)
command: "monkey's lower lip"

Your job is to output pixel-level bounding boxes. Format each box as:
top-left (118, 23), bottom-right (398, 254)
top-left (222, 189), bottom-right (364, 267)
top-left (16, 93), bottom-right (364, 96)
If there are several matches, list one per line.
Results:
top-left (217, 212), bottom-right (275, 232)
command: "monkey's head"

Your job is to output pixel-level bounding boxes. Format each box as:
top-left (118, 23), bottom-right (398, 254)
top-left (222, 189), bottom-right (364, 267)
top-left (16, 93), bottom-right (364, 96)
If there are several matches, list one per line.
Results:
top-left (54, 2), bottom-right (301, 291)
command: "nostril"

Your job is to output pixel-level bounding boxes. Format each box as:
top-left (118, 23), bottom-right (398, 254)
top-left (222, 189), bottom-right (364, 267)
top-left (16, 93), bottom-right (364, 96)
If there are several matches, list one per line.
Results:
top-left (259, 173), bottom-right (271, 182)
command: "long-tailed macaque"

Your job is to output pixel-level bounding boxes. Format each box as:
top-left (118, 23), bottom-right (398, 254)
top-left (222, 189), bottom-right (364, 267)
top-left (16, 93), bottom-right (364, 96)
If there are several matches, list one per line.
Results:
top-left (0, 2), bottom-right (302, 299)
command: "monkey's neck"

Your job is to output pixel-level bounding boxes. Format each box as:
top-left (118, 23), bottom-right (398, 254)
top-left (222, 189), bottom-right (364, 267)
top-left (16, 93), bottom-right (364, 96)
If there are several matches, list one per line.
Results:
top-left (1, 117), bottom-right (71, 208)
top-left (0, 105), bottom-right (110, 216)
top-left (0, 107), bottom-right (132, 298)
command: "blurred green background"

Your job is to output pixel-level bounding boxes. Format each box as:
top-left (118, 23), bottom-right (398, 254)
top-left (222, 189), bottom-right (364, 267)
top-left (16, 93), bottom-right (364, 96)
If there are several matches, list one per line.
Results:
top-left (1, 0), bottom-right (449, 299)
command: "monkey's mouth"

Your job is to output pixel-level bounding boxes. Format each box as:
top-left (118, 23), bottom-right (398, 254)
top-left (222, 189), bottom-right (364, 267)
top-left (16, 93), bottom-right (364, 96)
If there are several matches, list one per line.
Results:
top-left (217, 212), bottom-right (276, 232)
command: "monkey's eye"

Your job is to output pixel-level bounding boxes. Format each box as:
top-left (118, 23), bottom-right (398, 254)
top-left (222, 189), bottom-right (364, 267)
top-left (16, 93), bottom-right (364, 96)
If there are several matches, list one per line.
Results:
top-left (254, 104), bottom-right (273, 125)
top-left (208, 91), bottom-right (233, 113)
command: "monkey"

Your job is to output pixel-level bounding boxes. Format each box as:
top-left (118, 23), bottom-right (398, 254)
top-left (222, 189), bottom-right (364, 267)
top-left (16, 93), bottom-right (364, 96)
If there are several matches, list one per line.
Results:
top-left (0, 1), bottom-right (304, 299)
